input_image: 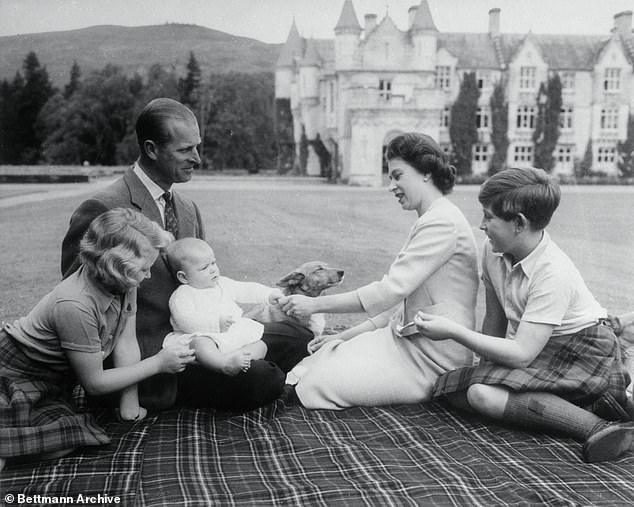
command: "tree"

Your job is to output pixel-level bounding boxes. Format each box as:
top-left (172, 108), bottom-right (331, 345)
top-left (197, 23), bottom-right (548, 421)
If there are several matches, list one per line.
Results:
top-left (274, 98), bottom-right (294, 174)
top-left (616, 115), bottom-right (634, 178)
top-left (533, 74), bottom-right (562, 171)
top-left (202, 72), bottom-right (276, 172)
top-left (64, 61), bottom-right (81, 99)
top-left (179, 51), bottom-right (201, 109)
top-left (489, 80), bottom-right (509, 174)
top-left (311, 133), bottom-right (332, 178)
top-left (39, 65), bottom-right (135, 165)
top-left (449, 72), bottom-right (480, 176)
top-left (13, 52), bottom-right (55, 163)
top-left (298, 125), bottom-right (308, 175)
top-left (576, 139), bottom-right (593, 178)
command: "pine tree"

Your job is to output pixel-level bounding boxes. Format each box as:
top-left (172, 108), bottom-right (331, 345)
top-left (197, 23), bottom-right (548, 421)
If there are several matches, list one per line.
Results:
top-left (577, 139), bottom-right (593, 178)
top-left (533, 74), bottom-right (562, 171)
top-left (489, 80), bottom-right (509, 174)
top-left (64, 61), bottom-right (81, 99)
top-left (449, 72), bottom-right (480, 176)
top-left (274, 98), bottom-right (294, 174)
top-left (15, 52), bottom-right (55, 163)
top-left (179, 51), bottom-right (201, 109)
top-left (299, 125), bottom-right (308, 175)
top-left (616, 115), bottom-right (634, 177)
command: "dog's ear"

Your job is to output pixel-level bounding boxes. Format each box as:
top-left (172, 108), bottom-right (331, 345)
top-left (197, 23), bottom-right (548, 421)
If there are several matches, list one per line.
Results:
top-left (277, 271), bottom-right (305, 289)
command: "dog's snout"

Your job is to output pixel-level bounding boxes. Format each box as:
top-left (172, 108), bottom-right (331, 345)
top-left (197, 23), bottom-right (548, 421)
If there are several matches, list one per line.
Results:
top-left (337, 270), bottom-right (344, 278)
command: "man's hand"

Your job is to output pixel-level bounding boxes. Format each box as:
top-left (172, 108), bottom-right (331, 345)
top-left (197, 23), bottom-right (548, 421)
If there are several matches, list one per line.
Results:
top-left (279, 295), bottom-right (318, 320)
top-left (413, 311), bottom-right (464, 341)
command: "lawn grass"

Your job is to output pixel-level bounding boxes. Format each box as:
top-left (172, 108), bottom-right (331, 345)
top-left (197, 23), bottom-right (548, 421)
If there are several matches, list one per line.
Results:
top-left (1, 179), bottom-right (633, 332)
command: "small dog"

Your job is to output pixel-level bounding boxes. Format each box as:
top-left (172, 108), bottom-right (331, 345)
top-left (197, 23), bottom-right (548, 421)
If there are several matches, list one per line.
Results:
top-left (244, 261), bottom-right (344, 336)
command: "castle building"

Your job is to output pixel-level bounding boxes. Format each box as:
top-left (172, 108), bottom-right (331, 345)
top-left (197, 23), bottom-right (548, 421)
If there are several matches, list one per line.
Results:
top-left (275, 0), bottom-right (634, 186)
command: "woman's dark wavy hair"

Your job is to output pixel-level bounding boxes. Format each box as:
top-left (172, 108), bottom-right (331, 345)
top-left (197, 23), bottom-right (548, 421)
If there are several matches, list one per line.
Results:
top-left (80, 208), bottom-right (173, 293)
top-left (385, 132), bottom-right (456, 194)
top-left (478, 167), bottom-right (561, 230)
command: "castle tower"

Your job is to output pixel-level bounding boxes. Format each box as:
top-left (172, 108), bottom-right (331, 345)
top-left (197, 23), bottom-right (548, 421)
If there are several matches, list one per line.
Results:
top-left (299, 38), bottom-right (321, 103)
top-left (410, 0), bottom-right (438, 72)
top-left (275, 19), bottom-right (304, 99)
top-left (334, 0), bottom-right (361, 70)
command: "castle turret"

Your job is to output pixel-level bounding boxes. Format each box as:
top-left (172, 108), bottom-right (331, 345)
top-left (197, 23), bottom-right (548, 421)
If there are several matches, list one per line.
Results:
top-left (410, 0), bottom-right (438, 72)
top-left (299, 39), bottom-right (321, 101)
top-left (275, 19), bottom-right (304, 99)
top-left (334, 0), bottom-right (361, 70)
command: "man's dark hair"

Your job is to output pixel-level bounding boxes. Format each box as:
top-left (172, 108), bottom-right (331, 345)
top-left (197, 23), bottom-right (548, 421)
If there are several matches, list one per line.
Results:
top-left (478, 167), bottom-right (561, 230)
top-left (135, 98), bottom-right (197, 151)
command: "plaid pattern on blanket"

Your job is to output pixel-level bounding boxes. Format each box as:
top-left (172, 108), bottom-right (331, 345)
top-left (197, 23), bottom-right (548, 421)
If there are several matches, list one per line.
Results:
top-left (2, 401), bottom-right (634, 506)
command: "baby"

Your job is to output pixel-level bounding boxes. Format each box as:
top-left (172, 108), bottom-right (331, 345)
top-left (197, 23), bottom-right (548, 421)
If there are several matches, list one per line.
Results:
top-left (163, 238), bottom-right (282, 375)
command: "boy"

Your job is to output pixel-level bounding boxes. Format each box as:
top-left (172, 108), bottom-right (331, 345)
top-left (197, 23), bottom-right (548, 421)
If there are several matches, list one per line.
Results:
top-left (163, 238), bottom-right (282, 375)
top-left (414, 167), bottom-right (633, 463)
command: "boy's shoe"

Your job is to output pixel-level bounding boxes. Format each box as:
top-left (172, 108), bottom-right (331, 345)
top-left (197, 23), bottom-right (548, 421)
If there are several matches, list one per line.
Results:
top-left (582, 422), bottom-right (634, 463)
top-left (590, 392), bottom-right (631, 422)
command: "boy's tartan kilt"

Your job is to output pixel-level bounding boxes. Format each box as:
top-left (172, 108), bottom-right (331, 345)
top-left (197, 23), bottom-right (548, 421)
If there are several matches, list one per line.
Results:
top-left (0, 330), bottom-right (110, 458)
top-left (433, 323), bottom-right (630, 408)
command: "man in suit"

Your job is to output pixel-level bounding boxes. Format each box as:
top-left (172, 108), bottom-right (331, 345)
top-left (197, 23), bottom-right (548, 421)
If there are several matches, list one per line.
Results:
top-left (62, 98), bottom-right (310, 411)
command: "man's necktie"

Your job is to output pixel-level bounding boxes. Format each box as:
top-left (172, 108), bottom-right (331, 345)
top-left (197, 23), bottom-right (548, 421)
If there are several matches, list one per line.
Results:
top-left (162, 191), bottom-right (179, 238)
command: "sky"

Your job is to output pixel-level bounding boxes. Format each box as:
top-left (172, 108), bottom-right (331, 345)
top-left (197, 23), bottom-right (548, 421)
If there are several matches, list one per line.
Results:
top-left (1, 0), bottom-right (633, 43)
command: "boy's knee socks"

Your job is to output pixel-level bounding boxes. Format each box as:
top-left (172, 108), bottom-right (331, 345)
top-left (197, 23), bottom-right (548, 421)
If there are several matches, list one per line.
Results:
top-left (502, 391), bottom-right (603, 441)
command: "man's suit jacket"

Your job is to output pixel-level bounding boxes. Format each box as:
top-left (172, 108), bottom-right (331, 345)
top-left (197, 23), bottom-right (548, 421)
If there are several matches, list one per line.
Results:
top-left (61, 168), bottom-right (205, 409)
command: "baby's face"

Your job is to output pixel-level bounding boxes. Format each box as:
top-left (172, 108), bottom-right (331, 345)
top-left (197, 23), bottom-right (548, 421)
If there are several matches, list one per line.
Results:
top-left (182, 245), bottom-right (220, 289)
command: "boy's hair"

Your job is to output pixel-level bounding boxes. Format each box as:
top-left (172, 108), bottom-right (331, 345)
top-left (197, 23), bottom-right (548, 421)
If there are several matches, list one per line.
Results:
top-left (165, 238), bottom-right (212, 280)
top-left (478, 167), bottom-right (561, 230)
top-left (80, 208), bottom-right (173, 293)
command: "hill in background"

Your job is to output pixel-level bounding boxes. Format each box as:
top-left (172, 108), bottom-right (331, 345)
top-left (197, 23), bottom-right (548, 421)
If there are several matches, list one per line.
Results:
top-left (0, 24), bottom-right (281, 86)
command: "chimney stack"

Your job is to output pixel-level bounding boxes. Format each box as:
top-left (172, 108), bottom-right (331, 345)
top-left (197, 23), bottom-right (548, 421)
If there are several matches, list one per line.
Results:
top-left (365, 14), bottom-right (377, 34)
top-left (408, 6), bottom-right (418, 29)
top-left (614, 11), bottom-right (632, 36)
top-left (488, 8), bottom-right (500, 37)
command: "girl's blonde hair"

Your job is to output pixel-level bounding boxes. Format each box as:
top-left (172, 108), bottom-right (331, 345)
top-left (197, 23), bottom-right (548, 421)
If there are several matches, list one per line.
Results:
top-left (80, 208), bottom-right (173, 293)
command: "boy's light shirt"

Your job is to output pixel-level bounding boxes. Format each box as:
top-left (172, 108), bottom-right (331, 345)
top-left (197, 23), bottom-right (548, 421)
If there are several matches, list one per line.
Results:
top-left (482, 230), bottom-right (606, 339)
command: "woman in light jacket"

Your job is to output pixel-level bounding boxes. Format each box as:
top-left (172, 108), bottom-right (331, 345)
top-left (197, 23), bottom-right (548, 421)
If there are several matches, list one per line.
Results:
top-left (280, 132), bottom-right (479, 409)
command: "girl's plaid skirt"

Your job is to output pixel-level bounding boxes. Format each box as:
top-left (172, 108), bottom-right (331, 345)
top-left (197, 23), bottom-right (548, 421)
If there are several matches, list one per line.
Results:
top-left (0, 329), bottom-right (110, 458)
top-left (432, 322), bottom-right (631, 408)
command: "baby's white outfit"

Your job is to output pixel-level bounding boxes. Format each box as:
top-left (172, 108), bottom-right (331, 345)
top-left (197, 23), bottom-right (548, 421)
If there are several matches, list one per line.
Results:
top-left (163, 277), bottom-right (273, 354)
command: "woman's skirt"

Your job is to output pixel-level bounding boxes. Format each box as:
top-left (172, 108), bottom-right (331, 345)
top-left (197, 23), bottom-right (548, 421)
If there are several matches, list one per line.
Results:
top-left (432, 323), bottom-right (630, 407)
top-left (0, 329), bottom-right (111, 458)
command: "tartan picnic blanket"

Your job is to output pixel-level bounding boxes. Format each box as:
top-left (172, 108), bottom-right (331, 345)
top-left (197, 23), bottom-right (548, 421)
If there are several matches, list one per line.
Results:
top-left (2, 400), bottom-right (634, 506)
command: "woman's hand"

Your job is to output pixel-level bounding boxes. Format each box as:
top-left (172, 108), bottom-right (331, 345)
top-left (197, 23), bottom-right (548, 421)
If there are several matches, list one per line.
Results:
top-left (307, 333), bottom-right (339, 354)
top-left (157, 345), bottom-right (196, 373)
top-left (413, 311), bottom-right (463, 341)
top-left (118, 405), bottom-right (148, 422)
top-left (279, 295), bottom-right (318, 320)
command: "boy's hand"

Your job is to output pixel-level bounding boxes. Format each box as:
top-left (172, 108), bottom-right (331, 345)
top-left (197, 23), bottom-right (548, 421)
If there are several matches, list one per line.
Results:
top-left (157, 345), bottom-right (195, 373)
top-left (414, 312), bottom-right (462, 341)
top-left (219, 314), bottom-right (235, 332)
top-left (268, 289), bottom-right (284, 306)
